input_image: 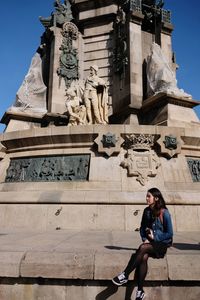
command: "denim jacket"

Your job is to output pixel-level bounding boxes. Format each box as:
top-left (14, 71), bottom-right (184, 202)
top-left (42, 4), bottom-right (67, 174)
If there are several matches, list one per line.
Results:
top-left (140, 206), bottom-right (173, 245)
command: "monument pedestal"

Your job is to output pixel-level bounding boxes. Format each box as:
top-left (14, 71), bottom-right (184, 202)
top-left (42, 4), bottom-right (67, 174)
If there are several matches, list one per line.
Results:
top-left (1, 110), bottom-right (45, 132)
top-left (140, 93), bottom-right (200, 127)
top-left (0, 124), bottom-right (200, 232)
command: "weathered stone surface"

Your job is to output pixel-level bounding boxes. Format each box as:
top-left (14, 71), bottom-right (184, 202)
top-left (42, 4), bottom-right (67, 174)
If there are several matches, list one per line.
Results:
top-left (146, 257), bottom-right (168, 280)
top-left (21, 251), bottom-right (94, 279)
top-left (79, 4), bottom-right (117, 20)
top-left (0, 252), bottom-right (24, 277)
top-left (0, 189), bottom-right (200, 231)
top-left (174, 206), bottom-right (200, 231)
top-left (0, 230), bottom-right (198, 288)
top-left (168, 254), bottom-right (200, 281)
top-left (16, 230), bottom-right (198, 281)
top-left (0, 281), bottom-right (199, 300)
top-left (94, 252), bottom-right (131, 279)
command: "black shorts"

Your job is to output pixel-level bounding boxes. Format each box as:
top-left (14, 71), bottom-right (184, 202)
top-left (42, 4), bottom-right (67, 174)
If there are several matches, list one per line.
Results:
top-left (150, 241), bottom-right (168, 258)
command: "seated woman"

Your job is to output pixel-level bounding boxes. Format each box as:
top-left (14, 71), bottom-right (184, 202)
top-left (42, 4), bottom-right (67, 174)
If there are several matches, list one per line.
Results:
top-left (112, 187), bottom-right (173, 300)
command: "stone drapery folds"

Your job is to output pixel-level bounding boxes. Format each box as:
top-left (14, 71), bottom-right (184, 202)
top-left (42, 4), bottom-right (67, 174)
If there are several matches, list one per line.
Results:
top-left (9, 53), bottom-right (47, 114)
top-left (146, 42), bottom-right (192, 99)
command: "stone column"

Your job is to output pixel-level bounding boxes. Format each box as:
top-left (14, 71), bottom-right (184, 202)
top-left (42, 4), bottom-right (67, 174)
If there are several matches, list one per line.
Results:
top-left (122, 11), bottom-right (144, 124)
top-left (111, 9), bottom-right (144, 124)
top-left (129, 17), bottom-right (143, 110)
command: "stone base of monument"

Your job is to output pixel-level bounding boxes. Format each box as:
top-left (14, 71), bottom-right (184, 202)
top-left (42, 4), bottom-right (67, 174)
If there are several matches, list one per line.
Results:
top-left (0, 230), bottom-right (199, 300)
top-left (0, 125), bottom-right (200, 232)
top-left (1, 110), bottom-right (71, 132)
top-left (140, 93), bottom-right (200, 127)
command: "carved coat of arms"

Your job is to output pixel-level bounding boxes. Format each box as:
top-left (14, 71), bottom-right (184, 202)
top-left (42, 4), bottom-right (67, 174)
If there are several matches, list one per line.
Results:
top-left (121, 134), bottom-right (160, 185)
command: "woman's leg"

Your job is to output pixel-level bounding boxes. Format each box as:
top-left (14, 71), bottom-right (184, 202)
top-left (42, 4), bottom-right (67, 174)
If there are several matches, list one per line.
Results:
top-left (112, 243), bottom-right (156, 287)
top-left (124, 243), bottom-right (155, 277)
top-left (136, 253), bottom-right (149, 291)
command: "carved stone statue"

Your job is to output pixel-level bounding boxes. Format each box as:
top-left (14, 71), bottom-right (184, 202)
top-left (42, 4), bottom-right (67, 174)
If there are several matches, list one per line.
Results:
top-left (146, 42), bottom-right (192, 98)
top-left (65, 86), bottom-right (86, 126)
top-left (53, 0), bottom-right (73, 26)
top-left (84, 65), bottom-right (108, 124)
top-left (40, 0), bottom-right (73, 28)
top-left (9, 53), bottom-right (47, 114)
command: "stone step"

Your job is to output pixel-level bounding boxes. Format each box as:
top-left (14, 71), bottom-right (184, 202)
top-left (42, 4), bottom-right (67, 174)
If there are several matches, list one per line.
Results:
top-left (0, 230), bottom-right (199, 281)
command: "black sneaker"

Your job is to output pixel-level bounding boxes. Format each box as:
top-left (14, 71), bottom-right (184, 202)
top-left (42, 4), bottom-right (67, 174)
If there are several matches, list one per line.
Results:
top-left (112, 272), bottom-right (128, 286)
top-left (135, 290), bottom-right (145, 300)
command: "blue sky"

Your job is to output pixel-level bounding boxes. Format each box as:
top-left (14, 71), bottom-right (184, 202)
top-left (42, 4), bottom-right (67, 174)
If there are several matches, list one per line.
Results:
top-left (0, 0), bottom-right (199, 132)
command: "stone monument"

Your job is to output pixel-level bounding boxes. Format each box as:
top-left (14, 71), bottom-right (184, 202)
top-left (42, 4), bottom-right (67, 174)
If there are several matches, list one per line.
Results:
top-left (0, 1), bottom-right (200, 298)
top-left (0, 0), bottom-right (200, 231)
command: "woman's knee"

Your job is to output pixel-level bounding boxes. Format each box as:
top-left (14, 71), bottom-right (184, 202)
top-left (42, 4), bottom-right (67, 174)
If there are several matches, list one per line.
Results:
top-left (138, 243), bottom-right (147, 252)
top-left (138, 243), bottom-right (152, 254)
top-left (142, 253), bottom-right (149, 262)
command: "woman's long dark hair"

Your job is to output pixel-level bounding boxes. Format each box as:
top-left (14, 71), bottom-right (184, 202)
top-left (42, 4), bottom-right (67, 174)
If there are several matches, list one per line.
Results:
top-left (147, 187), bottom-right (167, 217)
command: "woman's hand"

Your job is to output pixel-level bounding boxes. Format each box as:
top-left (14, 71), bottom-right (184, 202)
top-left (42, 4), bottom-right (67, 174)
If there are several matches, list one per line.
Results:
top-left (147, 229), bottom-right (154, 241)
top-left (143, 239), bottom-right (150, 244)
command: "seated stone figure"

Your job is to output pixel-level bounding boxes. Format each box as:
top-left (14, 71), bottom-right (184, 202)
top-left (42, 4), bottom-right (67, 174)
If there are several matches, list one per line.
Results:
top-left (65, 87), bottom-right (86, 126)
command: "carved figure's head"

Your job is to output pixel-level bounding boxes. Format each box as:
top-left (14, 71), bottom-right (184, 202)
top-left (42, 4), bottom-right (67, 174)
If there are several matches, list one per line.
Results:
top-left (66, 87), bottom-right (76, 98)
top-left (90, 65), bottom-right (98, 75)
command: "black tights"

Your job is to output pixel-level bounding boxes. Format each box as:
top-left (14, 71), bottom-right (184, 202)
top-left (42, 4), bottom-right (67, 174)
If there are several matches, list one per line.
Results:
top-left (124, 243), bottom-right (156, 291)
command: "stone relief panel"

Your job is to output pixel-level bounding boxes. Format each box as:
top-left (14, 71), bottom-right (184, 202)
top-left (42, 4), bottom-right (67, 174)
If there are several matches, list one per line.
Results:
top-left (5, 155), bottom-right (90, 182)
top-left (121, 134), bottom-right (160, 185)
top-left (57, 22), bottom-right (79, 89)
top-left (187, 158), bottom-right (200, 182)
